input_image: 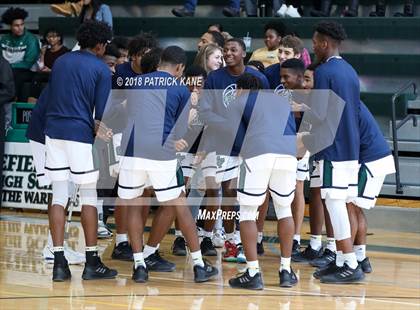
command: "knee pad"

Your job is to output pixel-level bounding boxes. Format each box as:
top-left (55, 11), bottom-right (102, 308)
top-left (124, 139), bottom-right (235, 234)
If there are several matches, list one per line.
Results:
top-left (52, 181), bottom-right (69, 207)
top-left (325, 198), bottom-right (351, 241)
top-left (239, 205), bottom-right (259, 222)
top-left (273, 201), bottom-right (292, 220)
top-left (79, 182), bottom-right (98, 206)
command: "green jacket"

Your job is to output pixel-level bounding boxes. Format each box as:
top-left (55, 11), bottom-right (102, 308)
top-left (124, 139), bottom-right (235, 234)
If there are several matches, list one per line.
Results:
top-left (0, 29), bottom-right (40, 70)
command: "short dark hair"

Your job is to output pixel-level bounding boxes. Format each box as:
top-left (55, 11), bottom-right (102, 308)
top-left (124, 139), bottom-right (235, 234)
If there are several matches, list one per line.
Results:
top-left (247, 60), bottom-right (265, 73)
top-left (207, 31), bottom-right (225, 48)
top-left (105, 44), bottom-right (121, 58)
top-left (141, 47), bottom-right (163, 74)
top-left (2, 7), bottom-right (28, 25)
top-left (128, 32), bottom-right (157, 57)
top-left (160, 46), bottom-right (187, 66)
top-left (306, 62), bottom-right (319, 71)
top-left (184, 64), bottom-right (207, 79)
top-left (43, 28), bottom-right (64, 45)
top-left (236, 73), bottom-right (262, 90)
top-left (208, 23), bottom-right (223, 32)
top-left (281, 58), bottom-right (306, 75)
top-left (264, 21), bottom-right (287, 37)
top-left (76, 20), bottom-right (112, 49)
top-left (315, 21), bottom-right (347, 42)
top-left (225, 38), bottom-right (246, 52)
top-left (111, 36), bottom-right (129, 50)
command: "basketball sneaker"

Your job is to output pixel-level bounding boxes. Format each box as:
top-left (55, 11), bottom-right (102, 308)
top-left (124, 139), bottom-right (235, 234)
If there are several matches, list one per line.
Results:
top-left (212, 230), bottom-right (225, 248)
top-left (52, 260), bottom-right (71, 282)
top-left (292, 244), bottom-right (323, 263)
top-left (194, 259), bottom-right (218, 283)
top-left (201, 237), bottom-right (217, 256)
top-left (359, 257), bottom-right (372, 273)
top-left (172, 236), bottom-right (187, 256)
top-left (236, 244), bottom-right (247, 263)
top-left (97, 220), bottom-right (113, 239)
top-left (291, 240), bottom-right (300, 260)
top-left (82, 259), bottom-right (118, 280)
top-left (310, 248), bottom-right (336, 268)
top-left (43, 243), bottom-right (85, 265)
top-left (111, 241), bottom-right (133, 261)
top-left (279, 268), bottom-right (298, 287)
top-left (320, 263), bottom-right (365, 283)
top-left (145, 250), bottom-right (176, 272)
top-left (132, 265), bottom-right (148, 283)
top-left (223, 240), bottom-right (238, 262)
top-left (313, 260), bottom-right (340, 279)
top-left (229, 270), bottom-right (264, 290)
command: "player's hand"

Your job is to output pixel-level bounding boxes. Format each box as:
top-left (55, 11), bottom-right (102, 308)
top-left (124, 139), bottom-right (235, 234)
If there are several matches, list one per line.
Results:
top-left (95, 120), bottom-right (113, 142)
top-left (291, 100), bottom-right (310, 112)
top-left (296, 132), bottom-right (308, 158)
top-left (175, 139), bottom-right (188, 152)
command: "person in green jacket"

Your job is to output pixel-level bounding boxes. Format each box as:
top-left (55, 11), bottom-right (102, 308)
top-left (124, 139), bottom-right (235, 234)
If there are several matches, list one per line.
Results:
top-left (1, 7), bottom-right (40, 101)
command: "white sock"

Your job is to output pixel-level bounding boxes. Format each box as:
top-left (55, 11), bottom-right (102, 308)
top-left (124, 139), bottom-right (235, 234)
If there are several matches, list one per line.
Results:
top-left (247, 260), bottom-right (260, 276)
top-left (175, 229), bottom-right (183, 237)
top-left (203, 230), bottom-right (213, 239)
top-left (96, 199), bottom-right (104, 217)
top-left (143, 245), bottom-right (157, 259)
top-left (191, 250), bottom-right (204, 267)
top-left (343, 252), bottom-right (358, 269)
top-left (293, 234), bottom-right (301, 244)
top-left (280, 257), bottom-right (291, 272)
top-left (52, 246), bottom-right (64, 252)
top-left (234, 230), bottom-right (241, 245)
top-left (336, 250), bottom-right (344, 267)
top-left (225, 232), bottom-right (235, 243)
top-left (116, 233), bottom-right (128, 246)
top-left (309, 235), bottom-right (322, 251)
top-left (326, 237), bottom-right (337, 253)
top-left (133, 252), bottom-right (146, 268)
top-left (257, 232), bottom-right (263, 244)
top-left (354, 245), bottom-right (366, 262)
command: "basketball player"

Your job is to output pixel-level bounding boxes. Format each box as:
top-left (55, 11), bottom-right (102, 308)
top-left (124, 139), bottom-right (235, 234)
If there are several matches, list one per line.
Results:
top-left (43, 21), bottom-right (117, 281)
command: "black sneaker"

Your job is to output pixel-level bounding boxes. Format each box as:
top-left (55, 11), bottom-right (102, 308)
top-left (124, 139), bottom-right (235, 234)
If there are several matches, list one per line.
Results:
top-left (200, 237), bottom-right (217, 256)
top-left (291, 240), bottom-right (300, 260)
top-left (279, 268), bottom-right (298, 288)
top-left (111, 241), bottom-right (133, 261)
top-left (222, 6), bottom-right (240, 17)
top-left (257, 241), bottom-right (264, 255)
top-left (194, 259), bottom-right (218, 283)
top-left (52, 262), bottom-right (71, 282)
top-left (82, 261), bottom-right (118, 280)
top-left (359, 257), bottom-right (372, 273)
top-left (171, 7), bottom-right (194, 17)
top-left (172, 236), bottom-right (187, 256)
top-left (313, 260), bottom-right (340, 279)
top-left (145, 250), bottom-right (176, 272)
top-left (320, 263), bottom-right (365, 283)
top-left (229, 270), bottom-right (264, 290)
top-left (310, 248), bottom-right (336, 268)
top-left (292, 244), bottom-right (323, 263)
top-left (132, 265), bottom-right (148, 283)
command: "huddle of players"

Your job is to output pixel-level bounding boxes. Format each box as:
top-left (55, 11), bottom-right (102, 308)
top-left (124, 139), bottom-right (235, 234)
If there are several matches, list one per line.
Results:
top-left (26, 19), bottom-right (395, 289)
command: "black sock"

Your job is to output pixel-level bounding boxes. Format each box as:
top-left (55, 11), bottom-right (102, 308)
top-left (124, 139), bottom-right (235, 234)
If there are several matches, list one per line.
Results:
top-left (54, 250), bottom-right (66, 265)
top-left (86, 250), bottom-right (100, 266)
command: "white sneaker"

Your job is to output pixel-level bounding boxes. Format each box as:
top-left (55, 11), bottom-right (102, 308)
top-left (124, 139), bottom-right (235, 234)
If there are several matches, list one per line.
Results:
top-left (43, 243), bottom-right (86, 265)
top-left (276, 4), bottom-right (288, 17)
top-left (212, 230), bottom-right (225, 248)
top-left (285, 5), bottom-right (301, 17)
top-left (97, 220), bottom-right (113, 239)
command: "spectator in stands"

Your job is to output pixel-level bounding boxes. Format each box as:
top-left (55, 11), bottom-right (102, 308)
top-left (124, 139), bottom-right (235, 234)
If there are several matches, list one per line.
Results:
top-left (111, 36), bottom-right (130, 64)
top-left (249, 21), bottom-right (287, 68)
top-left (247, 60), bottom-right (265, 73)
top-left (286, 31), bottom-right (311, 67)
top-left (370, 0), bottom-right (415, 16)
top-left (207, 23), bottom-right (233, 42)
top-left (0, 7), bottom-right (40, 102)
top-left (311, 0), bottom-right (360, 16)
top-left (0, 54), bottom-right (15, 207)
top-left (197, 31), bottom-right (225, 51)
top-left (28, 28), bottom-right (69, 103)
top-left (244, 0), bottom-right (282, 17)
top-left (172, 0), bottom-right (241, 17)
top-left (275, 0), bottom-right (302, 17)
top-left (103, 44), bottom-right (121, 74)
top-left (79, 0), bottom-right (113, 28)
top-left (194, 43), bottom-right (224, 73)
